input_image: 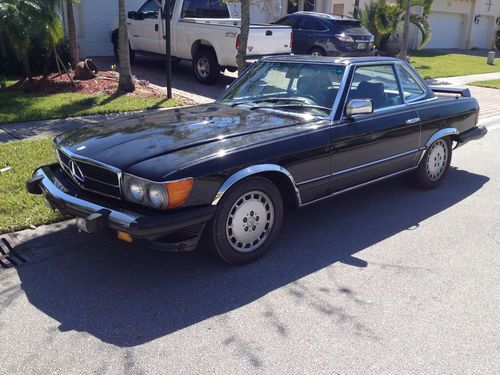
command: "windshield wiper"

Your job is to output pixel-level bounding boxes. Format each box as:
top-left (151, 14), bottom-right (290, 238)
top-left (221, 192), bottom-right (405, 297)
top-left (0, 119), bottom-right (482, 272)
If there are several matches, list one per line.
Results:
top-left (251, 103), bottom-right (332, 114)
top-left (230, 97), bottom-right (306, 107)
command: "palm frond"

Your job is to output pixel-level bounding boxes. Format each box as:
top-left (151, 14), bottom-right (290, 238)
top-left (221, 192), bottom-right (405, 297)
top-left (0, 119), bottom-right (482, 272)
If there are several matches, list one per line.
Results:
top-left (410, 13), bottom-right (432, 48)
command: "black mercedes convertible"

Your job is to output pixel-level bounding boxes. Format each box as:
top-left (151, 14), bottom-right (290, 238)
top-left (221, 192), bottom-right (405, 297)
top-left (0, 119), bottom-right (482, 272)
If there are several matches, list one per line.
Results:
top-left (27, 56), bottom-right (487, 265)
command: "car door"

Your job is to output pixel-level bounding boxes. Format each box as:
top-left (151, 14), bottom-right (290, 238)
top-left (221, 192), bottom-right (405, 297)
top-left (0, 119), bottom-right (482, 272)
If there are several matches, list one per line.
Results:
top-left (128, 0), bottom-right (161, 53)
top-left (328, 63), bottom-right (421, 192)
top-left (294, 16), bottom-right (329, 55)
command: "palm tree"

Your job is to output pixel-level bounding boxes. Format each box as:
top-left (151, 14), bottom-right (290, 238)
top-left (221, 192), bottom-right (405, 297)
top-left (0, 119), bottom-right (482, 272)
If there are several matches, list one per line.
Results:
top-left (0, 0), bottom-right (63, 79)
top-left (117, 0), bottom-right (135, 92)
top-left (66, 0), bottom-right (80, 67)
top-left (353, 0), bottom-right (360, 19)
top-left (374, 0), bottom-right (432, 57)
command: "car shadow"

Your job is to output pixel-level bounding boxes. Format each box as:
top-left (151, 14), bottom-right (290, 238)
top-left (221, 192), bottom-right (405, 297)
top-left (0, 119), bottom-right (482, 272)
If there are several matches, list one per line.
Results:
top-left (14, 167), bottom-right (488, 347)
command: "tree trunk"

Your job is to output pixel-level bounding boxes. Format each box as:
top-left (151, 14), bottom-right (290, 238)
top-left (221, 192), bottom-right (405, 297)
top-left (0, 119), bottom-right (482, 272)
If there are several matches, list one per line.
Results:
top-left (298, 0), bottom-right (305, 12)
top-left (353, 0), bottom-right (360, 19)
top-left (118, 0), bottom-right (135, 92)
top-left (22, 52), bottom-right (32, 80)
top-left (66, 0), bottom-right (80, 67)
top-left (236, 0), bottom-right (250, 75)
top-left (399, 0), bottom-right (411, 60)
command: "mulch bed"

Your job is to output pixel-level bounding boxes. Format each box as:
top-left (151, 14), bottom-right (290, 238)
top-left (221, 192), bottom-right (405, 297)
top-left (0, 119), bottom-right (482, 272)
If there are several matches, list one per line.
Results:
top-left (7, 71), bottom-right (166, 98)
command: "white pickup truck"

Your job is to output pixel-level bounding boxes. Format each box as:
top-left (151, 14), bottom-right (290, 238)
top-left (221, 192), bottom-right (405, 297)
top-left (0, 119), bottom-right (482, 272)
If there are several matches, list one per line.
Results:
top-left (111, 0), bottom-right (292, 84)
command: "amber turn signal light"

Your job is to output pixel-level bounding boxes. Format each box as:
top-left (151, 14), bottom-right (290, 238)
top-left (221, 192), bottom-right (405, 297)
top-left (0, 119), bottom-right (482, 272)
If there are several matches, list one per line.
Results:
top-left (117, 231), bottom-right (133, 243)
top-left (165, 178), bottom-right (194, 209)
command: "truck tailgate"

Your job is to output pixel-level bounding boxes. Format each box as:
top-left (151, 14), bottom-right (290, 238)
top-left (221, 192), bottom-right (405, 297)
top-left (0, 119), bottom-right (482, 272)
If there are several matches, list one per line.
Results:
top-left (247, 25), bottom-right (292, 56)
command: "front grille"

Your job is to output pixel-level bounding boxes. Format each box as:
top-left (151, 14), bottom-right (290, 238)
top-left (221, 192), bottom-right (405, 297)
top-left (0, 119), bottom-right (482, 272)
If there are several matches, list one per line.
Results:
top-left (57, 149), bottom-right (121, 199)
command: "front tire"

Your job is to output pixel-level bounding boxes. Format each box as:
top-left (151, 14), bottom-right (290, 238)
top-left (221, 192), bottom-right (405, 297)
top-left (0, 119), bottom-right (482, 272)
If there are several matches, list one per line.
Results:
top-left (206, 177), bottom-right (284, 265)
top-left (193, 48), bottom-right (220, 84)
top-left (414, 137), bottom-right (452, 189)
top-left (309, 47), bottom-right (326, 57)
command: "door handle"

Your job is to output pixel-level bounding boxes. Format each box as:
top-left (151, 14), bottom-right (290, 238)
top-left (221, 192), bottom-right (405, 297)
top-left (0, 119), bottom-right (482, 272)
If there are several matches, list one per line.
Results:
top-left (405, 117), bottom-right (420, 124)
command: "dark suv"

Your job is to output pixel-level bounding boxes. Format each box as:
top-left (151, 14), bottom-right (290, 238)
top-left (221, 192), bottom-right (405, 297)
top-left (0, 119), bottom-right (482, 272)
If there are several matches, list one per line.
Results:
top-left (274, 12), bottom-right (375, 57)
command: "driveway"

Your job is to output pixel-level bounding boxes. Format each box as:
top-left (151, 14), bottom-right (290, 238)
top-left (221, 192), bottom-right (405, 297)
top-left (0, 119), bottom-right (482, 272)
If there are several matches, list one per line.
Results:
top-left (1, 122), bottom-right (499, 373)
top-left (92, 55), bottom-right (236, 104)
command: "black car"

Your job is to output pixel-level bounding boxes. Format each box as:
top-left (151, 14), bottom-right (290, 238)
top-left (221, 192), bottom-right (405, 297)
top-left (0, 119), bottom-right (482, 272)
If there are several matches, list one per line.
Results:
top-left (274, 12), bottom-right (375, 57)
top-left (28, 56), bottom-right (486, 265)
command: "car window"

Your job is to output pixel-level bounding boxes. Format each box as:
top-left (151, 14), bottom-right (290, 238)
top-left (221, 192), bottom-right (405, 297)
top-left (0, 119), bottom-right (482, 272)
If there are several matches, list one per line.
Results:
top-left (347, 64), bottom-right (403, 111)
top-left (298, 17), bottom-right (327, 31)
top-left (396, 64), bottom-right (426, 102)
top-left (220, 62), bottom-right (346, 115)
top-left (139, 0), bottom-right (160, 19)
top-left (275, 16), bottom-right (298, 29)
top-left (181, 0), bottom-right (229, 18)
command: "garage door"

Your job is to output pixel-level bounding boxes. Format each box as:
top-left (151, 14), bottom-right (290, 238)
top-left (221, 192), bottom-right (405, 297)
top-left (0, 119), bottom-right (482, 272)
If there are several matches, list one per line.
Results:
top-left (473, 16), bottom-right (493, 49)
top-left (425, 12), bottom-right (463, 49)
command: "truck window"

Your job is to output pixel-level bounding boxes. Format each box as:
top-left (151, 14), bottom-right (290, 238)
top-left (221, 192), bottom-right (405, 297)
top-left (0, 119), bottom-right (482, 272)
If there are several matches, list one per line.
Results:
top-left (181, 0), bottom-right (230, 18)
top-left (138, 0), bottom-right (160, 19)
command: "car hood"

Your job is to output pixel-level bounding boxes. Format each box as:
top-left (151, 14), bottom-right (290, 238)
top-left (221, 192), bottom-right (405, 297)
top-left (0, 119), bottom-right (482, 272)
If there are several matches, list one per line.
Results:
top-left (55, 104), bottom-right (302, 171)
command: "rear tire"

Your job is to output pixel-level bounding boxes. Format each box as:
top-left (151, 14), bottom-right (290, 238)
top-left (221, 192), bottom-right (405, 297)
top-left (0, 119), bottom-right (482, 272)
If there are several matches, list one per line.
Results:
top-left (414, 137), bottom-right (452, 189)
top-left (206, 177), bottom-right (284, 265)
top-left (193, 48), bottom-right (220, 84)
top-left (309, 47), bottom-right (326, 57)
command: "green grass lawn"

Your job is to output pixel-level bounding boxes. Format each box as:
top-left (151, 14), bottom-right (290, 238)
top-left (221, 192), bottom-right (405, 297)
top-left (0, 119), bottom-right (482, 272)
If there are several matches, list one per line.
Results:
top-left (468, 79), bottom-right (500, 89)
top-left (0, 138), bottom-right (62, 234)
top-left (0, 91), bottom-right (182, 124)
top-left (410, 50), bottom-right (500, 79)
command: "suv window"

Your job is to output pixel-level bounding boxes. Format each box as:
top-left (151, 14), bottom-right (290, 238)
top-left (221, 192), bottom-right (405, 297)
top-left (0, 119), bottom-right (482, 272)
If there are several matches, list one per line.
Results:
top-left (181, 0), bottom-right (229, 18)
top-left (275, 16), bottom-right (299, 29)
top-left (139, 0), bottom-right (160, 19)
top-left (298, 17), bottom-right (327, 31)
top-left (347, 65), bottom-right (403, 111)
top-left (396, 64), bottom-right (425, 102)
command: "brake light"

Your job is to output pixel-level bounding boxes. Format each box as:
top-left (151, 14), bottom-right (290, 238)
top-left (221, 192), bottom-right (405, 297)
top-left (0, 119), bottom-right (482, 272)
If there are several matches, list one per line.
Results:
top-left (290, 31), bottom-right (293, 50)
top-left (236, 34), bottom-right (241, 49)
top-left (475, 109), bottom-right (480, 126)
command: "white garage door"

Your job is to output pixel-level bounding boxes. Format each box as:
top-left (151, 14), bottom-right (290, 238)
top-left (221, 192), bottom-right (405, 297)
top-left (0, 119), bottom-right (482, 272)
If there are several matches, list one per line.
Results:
top-left (425, 12), bottom-right (463, 49)
top-left (473, 16), bottom-right (493, 49)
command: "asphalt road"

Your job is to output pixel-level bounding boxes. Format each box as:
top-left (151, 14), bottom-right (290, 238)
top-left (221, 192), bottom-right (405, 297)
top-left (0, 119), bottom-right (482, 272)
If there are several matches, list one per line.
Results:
top-left (1, 124), bottom-right (499, 374)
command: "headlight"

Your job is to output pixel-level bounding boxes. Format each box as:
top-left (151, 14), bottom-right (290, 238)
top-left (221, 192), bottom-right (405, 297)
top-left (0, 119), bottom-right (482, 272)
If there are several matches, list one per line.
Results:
top-left (122, 174), bottom-right (193, 210)
top-left (129, 180), bottom-right (145, 202)
top-left (335, 33), bottom-right (354, 43)
top-left (148, 184), bottom-right (167, 209)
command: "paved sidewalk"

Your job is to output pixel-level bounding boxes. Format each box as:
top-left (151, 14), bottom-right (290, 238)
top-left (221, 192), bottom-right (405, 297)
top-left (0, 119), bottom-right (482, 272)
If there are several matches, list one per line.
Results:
top-left (430, 72), bottom-right (500, 86)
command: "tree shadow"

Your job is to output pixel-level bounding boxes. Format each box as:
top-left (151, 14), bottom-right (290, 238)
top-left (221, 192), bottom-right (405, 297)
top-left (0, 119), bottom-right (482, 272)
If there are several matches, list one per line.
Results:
top-left (12, 167), bottom-right (488, 347)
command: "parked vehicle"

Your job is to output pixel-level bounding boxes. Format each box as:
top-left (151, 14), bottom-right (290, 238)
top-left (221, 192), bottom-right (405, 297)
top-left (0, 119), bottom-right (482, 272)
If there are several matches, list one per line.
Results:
top-left (111, 0), bottom-right (292, 84)
top-left (28, 56), bottom-right (486, 265)
top-left (274, 12), bottom-right (375, 57)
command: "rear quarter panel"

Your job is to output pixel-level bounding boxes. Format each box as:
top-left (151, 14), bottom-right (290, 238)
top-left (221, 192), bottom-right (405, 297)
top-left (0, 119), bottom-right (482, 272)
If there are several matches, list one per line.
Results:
top-left (412, 97), bottom-right (479, 147)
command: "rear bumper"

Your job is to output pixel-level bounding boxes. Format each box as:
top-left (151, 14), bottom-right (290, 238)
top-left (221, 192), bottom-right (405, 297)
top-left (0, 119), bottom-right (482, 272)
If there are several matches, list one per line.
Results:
top-left (456, 125), bottom-right (488, 146)
top-left (27, 164), bottom-right (216, 251)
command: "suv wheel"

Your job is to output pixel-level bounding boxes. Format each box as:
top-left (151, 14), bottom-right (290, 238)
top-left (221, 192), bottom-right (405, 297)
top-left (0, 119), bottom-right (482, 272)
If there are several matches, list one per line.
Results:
top-left (206, 177), bottom-right (284, 265)
top-left (193, 48), bottom-right (220, 84)
top-left (309, 47), bottom-right (326, 57)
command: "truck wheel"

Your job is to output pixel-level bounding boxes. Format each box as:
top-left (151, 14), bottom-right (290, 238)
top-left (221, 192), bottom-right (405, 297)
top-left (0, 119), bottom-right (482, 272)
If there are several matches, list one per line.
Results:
top-left (206, 176), bottom-right (284, 265)
top-left (414, 137), bottom-right (452, 189)
top-left (193, 48), bottom-right (220, 84)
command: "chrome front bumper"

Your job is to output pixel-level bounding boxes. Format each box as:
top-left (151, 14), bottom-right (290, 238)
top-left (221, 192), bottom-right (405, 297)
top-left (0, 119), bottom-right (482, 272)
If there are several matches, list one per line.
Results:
top-left (27, 164), bottom-right (216, 247)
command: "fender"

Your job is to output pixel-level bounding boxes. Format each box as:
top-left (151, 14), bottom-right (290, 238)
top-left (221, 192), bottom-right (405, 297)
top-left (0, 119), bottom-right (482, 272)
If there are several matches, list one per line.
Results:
top-left (211, 164), bottom-right (300, 206)
top-left (418, 127), bottom-right (459, 164)
top-left (425, 128), bottom-right (459, 147)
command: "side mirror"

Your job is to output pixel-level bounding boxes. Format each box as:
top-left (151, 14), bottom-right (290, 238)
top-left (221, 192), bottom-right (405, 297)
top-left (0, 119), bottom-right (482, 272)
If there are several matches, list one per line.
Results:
top-left (127, 11), bottom-right (137, 19)
top-left (345, 99), bottom-right (373, 117)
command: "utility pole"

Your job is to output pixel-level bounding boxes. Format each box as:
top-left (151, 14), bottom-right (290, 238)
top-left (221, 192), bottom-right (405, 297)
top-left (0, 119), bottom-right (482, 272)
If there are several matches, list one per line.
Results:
top-left (164, 0), bottom-right (172, 98)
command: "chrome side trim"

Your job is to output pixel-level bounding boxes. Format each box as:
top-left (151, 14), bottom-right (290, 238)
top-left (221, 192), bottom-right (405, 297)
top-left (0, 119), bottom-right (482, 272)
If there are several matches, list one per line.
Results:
top-left (300, 166), bottom-right (418, 207)
top-left (211, 164), bottom-right (301, 206)
top-left (296, 148), bottom-right (424, 187)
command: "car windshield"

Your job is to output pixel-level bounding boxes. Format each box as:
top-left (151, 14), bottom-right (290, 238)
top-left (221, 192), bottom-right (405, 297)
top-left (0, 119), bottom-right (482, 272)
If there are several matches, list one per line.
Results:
top-left (220, 61), bottom-right (346, 116)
